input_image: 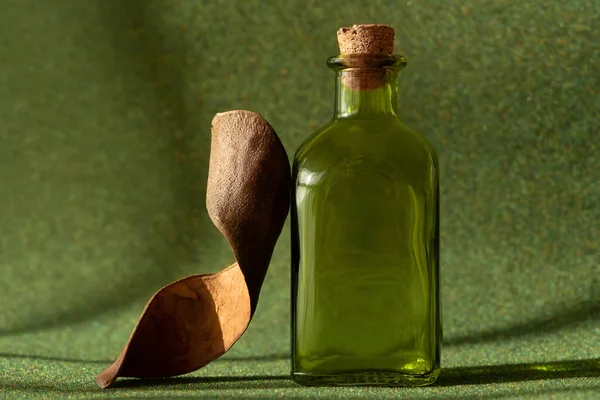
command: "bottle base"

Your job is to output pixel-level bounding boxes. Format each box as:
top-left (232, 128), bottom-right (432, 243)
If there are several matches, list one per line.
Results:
top-left (291, 369), bottom-right (439, 387)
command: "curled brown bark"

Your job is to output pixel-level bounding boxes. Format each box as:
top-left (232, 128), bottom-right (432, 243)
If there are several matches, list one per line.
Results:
top-left (96, 110), bottom-right (290, 388)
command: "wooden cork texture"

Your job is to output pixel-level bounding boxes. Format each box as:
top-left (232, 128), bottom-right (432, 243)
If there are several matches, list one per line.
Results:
top-left (336, 24), bottom-right (396, 90)
top-left (337, 24), bottom-right (395, 55)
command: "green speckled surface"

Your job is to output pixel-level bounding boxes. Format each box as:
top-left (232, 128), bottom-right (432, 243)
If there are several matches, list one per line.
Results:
top-left (0, 0), bottom-right (598, 398)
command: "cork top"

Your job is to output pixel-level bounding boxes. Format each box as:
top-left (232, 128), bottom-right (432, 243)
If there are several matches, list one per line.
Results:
top-left (337, 24), bottom-right (395, 55)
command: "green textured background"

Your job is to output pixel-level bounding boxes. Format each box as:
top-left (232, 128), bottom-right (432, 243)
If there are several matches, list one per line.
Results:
top-left (1, 0), bottom-right (598, 398)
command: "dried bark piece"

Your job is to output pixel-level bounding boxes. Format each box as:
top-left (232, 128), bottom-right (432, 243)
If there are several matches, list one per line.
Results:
top-left (96, 110), bottom-right (290, 388)
top-left (336, 24), bottom-right (396, 91)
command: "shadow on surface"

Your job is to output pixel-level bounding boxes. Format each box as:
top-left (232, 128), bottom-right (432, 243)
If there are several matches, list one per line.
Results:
top-left (219, 353), bottom-right (290, 362)
top-left (436, 358), bottom-right (600, 386)
top-left (1, 0), bottom-right (211, 338)
top-left (0, 353), bottom-right (110, 364)
top-left (445, 298), bottom-right (600, 346)
top-left (1, 376), bottom-right (294, 395)
top-left (111, 374), bottom-right (293, 390)
top-left (0, 352), bottom-right (289, 365)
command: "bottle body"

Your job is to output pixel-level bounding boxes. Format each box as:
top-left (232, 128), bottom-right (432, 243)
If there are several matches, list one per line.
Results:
top-left (291, 56), bottom-right (440, 386)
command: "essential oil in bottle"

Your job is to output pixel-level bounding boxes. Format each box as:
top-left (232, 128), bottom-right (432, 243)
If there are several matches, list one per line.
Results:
top-left (291, 24), bottom-right (441, 387)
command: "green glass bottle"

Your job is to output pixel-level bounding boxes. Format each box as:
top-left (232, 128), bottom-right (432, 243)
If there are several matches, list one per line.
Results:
top-left (291, 25), bottom-right (441, 387)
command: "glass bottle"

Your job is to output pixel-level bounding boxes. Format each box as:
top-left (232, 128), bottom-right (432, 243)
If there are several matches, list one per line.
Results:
top-left (291, 25), bottom-right (441, 387)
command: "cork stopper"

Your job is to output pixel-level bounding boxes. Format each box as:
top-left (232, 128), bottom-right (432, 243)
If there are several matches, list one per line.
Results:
top-left (337, 24), bottom-right (395, 55)
top-left (335, 24), bottom-right (396, 90)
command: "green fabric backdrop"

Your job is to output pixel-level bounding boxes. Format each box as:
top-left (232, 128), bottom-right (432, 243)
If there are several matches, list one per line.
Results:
top-left (1, 0), bottom-right (598, 398)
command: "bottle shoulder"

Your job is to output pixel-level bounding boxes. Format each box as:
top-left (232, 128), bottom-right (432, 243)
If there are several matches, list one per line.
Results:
top-left (294, 117), bottom-right (438, 173)
top-left (293, 119), bottom-right (335, 163)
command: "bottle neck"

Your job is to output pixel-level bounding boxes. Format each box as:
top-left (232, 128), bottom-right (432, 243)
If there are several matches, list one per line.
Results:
top-left (334, 69), bottom-right (399, 118)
